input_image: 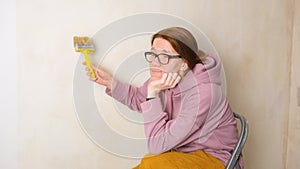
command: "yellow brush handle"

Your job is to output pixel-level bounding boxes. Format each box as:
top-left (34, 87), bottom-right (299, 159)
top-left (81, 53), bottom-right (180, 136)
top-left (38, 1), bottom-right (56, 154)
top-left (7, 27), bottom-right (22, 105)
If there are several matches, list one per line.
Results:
top-left (83, 50), bottom-right (95, 78)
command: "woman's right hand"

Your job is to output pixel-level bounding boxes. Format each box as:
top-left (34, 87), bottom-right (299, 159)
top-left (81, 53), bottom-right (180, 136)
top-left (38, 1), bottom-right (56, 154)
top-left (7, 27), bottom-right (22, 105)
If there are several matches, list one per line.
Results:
top-left (83, 62), bottom-right (114, 90)
top-left (147, 72), bottom-right (181, 98)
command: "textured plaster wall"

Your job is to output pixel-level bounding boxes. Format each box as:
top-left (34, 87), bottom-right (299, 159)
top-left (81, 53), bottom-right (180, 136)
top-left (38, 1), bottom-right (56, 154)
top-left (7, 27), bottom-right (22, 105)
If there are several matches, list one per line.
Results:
top-left (287, 0), bottom-right (300, 168)
top-left (15, 0), bottom-right (299, 169)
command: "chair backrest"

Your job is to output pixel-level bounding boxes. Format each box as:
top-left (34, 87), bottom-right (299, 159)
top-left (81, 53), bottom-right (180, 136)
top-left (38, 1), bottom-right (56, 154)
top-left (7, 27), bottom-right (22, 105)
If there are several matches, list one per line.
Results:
top-left (225, 112), bottom-right (249, 169)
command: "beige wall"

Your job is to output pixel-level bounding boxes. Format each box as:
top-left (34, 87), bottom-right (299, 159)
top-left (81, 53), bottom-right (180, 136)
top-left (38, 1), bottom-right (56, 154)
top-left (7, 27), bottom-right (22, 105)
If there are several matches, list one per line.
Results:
top-left (16, 0), bottom-right (298, 169)
top-left (287, 0), bottom-right (300, 168)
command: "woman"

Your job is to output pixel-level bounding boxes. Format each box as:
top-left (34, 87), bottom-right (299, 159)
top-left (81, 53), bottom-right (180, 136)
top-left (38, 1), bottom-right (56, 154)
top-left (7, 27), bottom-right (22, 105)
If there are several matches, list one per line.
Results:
top-left (85, 27), bottom-right (243, 169)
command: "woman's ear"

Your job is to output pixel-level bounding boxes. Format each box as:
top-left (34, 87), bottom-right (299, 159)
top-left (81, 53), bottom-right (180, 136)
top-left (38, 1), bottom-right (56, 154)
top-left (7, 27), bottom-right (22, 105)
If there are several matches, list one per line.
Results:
top-left (180, 62), bottom-right (188, 71)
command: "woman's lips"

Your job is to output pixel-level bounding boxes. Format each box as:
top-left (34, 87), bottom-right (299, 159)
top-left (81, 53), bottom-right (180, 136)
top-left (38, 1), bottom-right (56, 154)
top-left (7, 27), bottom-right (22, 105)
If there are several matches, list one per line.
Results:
top-left (150, 68), bottom-right (163, 80)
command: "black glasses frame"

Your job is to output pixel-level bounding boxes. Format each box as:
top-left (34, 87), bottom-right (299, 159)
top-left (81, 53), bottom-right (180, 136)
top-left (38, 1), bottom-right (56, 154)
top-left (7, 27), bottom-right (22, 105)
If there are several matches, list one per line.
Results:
top-left (144, 51), bottom-right (182, 65)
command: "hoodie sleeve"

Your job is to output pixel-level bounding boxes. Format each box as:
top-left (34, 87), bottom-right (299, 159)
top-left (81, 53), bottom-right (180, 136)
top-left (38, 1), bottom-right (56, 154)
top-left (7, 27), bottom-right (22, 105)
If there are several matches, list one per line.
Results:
top-left (105, 80), bottom-right (148, 112)
top-left (140, 85), bottom-right (212, 154)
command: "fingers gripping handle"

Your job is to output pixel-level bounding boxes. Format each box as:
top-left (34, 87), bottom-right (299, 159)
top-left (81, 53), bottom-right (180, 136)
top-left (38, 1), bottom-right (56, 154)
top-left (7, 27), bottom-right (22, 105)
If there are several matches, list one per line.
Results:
top-left (83, 50), bottom-right (95, 78)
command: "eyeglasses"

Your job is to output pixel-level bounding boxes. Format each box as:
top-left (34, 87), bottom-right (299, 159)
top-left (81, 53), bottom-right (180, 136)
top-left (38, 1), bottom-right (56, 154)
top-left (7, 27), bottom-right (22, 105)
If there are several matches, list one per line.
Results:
top-left (144, 51), bottom-right (182, 65)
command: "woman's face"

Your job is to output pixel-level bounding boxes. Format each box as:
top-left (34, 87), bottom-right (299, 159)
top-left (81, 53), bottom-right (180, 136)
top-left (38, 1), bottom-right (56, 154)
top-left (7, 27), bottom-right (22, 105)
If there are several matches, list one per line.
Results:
top-left (149, 38), bottom-right (185, 80)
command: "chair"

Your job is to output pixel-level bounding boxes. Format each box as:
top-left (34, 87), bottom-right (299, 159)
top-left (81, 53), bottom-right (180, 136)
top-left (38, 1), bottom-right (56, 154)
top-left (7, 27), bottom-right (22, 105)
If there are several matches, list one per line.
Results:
top-left (225, 112), bottom-right (249, 169)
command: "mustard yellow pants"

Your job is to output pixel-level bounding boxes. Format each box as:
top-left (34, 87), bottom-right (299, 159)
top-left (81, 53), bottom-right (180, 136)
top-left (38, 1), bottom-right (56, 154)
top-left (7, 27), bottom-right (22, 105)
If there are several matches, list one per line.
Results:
top-left (133, 150), bottom-right (224, 169)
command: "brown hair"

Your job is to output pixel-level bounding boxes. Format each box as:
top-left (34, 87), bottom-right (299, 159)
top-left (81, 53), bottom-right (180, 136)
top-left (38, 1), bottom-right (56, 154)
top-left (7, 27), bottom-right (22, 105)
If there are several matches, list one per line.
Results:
top-left (151, 27), bottom-right (205, 70)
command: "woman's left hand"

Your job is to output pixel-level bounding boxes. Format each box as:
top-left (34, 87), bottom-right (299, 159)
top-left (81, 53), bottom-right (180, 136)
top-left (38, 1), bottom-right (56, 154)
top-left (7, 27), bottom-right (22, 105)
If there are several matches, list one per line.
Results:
top-left (147, 72), bottom-right (181, 98)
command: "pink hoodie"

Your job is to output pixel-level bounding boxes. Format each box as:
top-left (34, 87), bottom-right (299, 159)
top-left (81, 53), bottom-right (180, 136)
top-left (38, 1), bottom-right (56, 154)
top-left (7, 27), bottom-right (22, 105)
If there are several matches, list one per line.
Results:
top-left (106, 53), bottom-right (243, 167)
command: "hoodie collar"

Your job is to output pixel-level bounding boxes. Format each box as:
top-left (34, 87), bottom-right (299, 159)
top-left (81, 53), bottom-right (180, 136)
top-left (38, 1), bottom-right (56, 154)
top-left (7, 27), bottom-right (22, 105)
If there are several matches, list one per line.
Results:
top-left (172, 54), bottom-right (220, 95)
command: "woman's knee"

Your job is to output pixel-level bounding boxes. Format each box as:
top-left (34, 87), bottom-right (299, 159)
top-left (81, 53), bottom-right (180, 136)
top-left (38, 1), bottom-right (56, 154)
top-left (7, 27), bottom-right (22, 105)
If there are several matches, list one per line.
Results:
top-left (139, 153), bottom-right (176, 169)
